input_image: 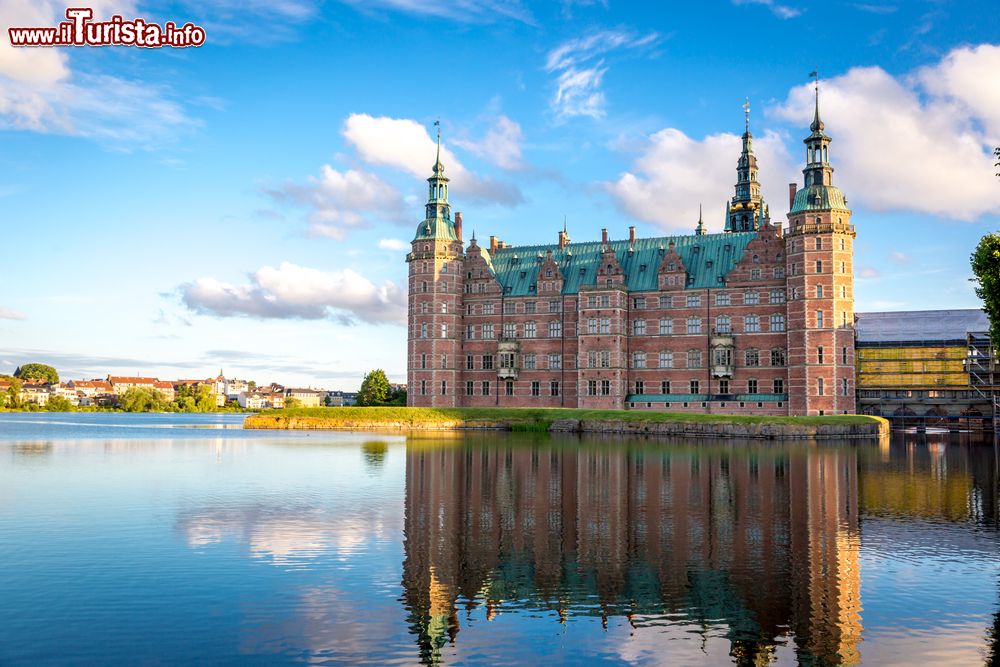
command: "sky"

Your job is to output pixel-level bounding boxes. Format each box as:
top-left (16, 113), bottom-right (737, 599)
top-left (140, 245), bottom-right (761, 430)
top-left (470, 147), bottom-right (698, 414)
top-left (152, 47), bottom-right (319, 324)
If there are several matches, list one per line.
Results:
top-left (1, 0), bottom-right (998, 390)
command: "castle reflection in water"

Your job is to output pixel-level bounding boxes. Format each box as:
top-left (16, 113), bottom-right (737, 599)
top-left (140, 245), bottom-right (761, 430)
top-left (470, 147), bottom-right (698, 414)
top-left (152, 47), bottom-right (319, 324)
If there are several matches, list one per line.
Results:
top-left (400, 435), bottom-right (1000, 666)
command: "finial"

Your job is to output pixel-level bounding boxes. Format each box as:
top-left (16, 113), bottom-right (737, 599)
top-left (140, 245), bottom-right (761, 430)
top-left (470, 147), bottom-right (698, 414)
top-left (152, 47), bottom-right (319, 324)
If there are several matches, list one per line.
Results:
top-left (695, 203), bottom-right (706, 235)
top-left (433, 119), bottom-right (443, 172)
top-left (743, 97), bottom-right (750, 132)
top-left (563, 214), bottom-right (568, 234)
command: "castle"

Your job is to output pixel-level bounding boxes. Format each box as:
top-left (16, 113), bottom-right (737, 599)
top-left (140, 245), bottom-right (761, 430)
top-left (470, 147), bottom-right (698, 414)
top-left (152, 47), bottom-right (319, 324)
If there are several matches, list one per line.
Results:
top-left (407, 89), bottom-right (856, 416)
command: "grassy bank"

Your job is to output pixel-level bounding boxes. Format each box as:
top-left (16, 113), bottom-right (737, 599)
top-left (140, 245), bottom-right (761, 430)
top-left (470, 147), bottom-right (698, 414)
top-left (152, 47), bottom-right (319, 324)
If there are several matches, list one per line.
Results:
top-left (244, 407), bottom-right (887, 439)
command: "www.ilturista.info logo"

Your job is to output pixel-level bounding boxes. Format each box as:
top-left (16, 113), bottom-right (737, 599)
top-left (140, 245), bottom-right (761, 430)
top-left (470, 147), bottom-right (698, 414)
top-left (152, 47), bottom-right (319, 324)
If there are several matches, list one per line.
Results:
top-left (8, 8), bottom-right (206, 48)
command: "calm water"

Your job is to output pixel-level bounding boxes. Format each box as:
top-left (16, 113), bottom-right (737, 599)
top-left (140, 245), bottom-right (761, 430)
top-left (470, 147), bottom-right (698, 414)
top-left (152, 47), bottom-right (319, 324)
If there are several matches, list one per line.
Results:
top-left (1, 414), bottom-right (999, 666)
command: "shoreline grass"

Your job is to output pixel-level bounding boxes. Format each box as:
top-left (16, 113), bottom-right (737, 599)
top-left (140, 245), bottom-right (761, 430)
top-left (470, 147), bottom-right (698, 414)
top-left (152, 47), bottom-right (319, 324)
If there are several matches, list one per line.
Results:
top-left (245, 406), bottom-right (886, 437)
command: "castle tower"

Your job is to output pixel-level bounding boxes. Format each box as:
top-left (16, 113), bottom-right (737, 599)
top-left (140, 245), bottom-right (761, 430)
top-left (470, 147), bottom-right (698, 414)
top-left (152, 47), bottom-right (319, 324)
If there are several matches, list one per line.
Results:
top-left (726, 99), bottom-right (767, 233)
top-left (406, 125), bottom-right (465, 406)
top-left (786, 83), bottom-right (856, 415)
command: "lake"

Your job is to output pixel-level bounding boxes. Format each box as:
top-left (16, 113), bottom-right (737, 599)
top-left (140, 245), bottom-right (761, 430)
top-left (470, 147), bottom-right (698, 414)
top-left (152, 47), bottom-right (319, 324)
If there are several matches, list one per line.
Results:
top-left (0, 413), bottom-right (998, 666)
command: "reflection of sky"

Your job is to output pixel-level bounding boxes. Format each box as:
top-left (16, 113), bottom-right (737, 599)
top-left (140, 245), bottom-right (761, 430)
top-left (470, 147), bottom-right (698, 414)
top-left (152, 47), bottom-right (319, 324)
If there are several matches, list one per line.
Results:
top-left (858, 518), bottom-right (1000, 667)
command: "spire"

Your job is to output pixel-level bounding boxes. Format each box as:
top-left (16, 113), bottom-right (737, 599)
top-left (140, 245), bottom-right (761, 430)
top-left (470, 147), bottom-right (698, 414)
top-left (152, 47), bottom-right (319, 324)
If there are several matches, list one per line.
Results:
top-left (432, 119), bottom-right (444, 174)
top-left (563, 215), bottom-right (568, 235)
top-left (695, 203), bottom-right (706, 235)
top-left (809, 70), bottom-right (824, 134)
top-left (743, 97), bottom-right (750, 134)
top-left (727, 98), bottom-right (763, 233)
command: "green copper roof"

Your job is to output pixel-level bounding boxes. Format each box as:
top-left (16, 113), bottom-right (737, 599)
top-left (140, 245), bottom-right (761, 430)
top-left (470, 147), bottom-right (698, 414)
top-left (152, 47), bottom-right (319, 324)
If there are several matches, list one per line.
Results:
top-left (413, 216), bottom-right (457, 242)
top-left (790, 184), bottom-right (848, 213)
top-left (490, 231), bottom-right (758, 296)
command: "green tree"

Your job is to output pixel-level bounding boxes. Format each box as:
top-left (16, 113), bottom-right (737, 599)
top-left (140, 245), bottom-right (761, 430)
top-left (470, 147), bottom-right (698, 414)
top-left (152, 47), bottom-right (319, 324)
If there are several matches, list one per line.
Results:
top-left (284, 396), bottom-right (301, 409)
top-left (971, 232), bottom-right (1000, 346)
top-left (357, 369), bottom-right (391, 406)
top-left (14, 363), bottom-right (59, 384)
top-left (118, 387), bottom-right (168, 412)
top-left (0, 375), bottom-right (22, 408)
top-left (46, 395), bottom-right (75, 412)
top-left (194, 384), bottom-right (217, 412)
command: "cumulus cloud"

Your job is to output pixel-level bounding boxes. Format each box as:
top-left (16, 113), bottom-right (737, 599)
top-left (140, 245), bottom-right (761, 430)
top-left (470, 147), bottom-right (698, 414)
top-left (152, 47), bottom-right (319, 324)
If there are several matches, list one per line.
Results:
top-left (544, 29), bottom-right (659, 120)
top-left (266, 165), bottom-right (407, 239)
top-left (773, 45), bottom-right (1000, 220)
top-left (732, 0), bottom-right (802, 19)
top-left (605, 128), bottom-right (797, 232)
top-left (0, 1), bottom-right (194, 148)
top-left (377, 238), bottom-right (408, 250)
top-left (857, 266), bottom-right (880, 279)
top-left (453, 115), bottom-right (523, 170)
top-left (342, 113), bottom-right (522, 205)
top-left (180, 261), bottom-right (406, 325)
top-left (0, 307), bottom-right (26, 321)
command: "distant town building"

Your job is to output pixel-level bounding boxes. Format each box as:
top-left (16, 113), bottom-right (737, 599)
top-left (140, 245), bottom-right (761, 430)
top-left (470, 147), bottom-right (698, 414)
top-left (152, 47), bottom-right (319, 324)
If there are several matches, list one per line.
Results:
top-left (285, 388), bottom-right (324, 408)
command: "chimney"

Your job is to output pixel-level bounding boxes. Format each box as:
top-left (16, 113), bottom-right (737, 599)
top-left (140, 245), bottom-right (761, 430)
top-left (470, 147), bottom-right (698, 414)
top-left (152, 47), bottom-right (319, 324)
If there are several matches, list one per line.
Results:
top-left (454, 211), bottom-right (463, 242)
top-left (558, 229), bottom-right (567, 250)
top-left (490, 235), bottom-right (498, 254)
top-left (628, 225), bottom-right (636, 245)
top-left (788, 183), bottom-right (797, 211)
top-left (601, 228), bottom-right (609, 244)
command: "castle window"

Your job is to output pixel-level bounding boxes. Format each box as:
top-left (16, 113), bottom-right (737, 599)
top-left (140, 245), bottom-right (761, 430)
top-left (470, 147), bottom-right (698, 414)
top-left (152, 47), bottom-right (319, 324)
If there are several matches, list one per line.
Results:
top-left (715, 292), bottom-right (730, 306)
top-left (687, 349), bottom-right (702, 368)
top-left (632, 351), bottom-right (646, 369)
top-left (440, 324), bottom-right (447, 338)
top-left (745, 315), bottom-right (760, 333)
top-left (633, 319), bottom-right (647, 335)
top-left (423, 245), bottom-right (429, 252)
top-left (607, 264), bottom-right (613, 272)
top-left (668, 261), bottom-right (676, 271)
top-left (601, 380), bottom-right (611, 396)
top-left (524, 301), bottom-right (536, 314)
top-left (466, 381), bottom-right (474, 396)
top-left (466, 325), bottom-right (475, 339)
top-left (752, 254), bottom-right (760, 263)
top-left (420, 353), bottom-right (427, 369)
top-left (421, 281), bottom-right (427, 292)
top-left (634, 380), bottom-right (645, 395)
top-left (659, 351), bottom-right (673, 368)
top-left (815, 238), bottom-right (822, 250)
top-left (770, 314), bottom-right (786, 332)
top-left (815, 260), bottom-right (823, 273)
top-left (662, 380), bottom-right (671, 394)
top-left (748, 379), bottom-right (758, 394)
top-left (440, 302), bottom-right (447, 313)
top-left (546, 268), bottom-right (553, 277)
top-left (519, 271), bottom-right (526, 279)
top-left (549, 300), bottom-right (562, 313)
top-left (483, 323), bottom-right (494, 338)
top-left (774, 378), bottom-right (784, 394)
top-left (659, 318), bottom-right (673, 335)
top-left (523, 353), bottom-right (536, 370)
top-left (587, 379), bottom-right (597, 396)
top-left (607, 279), bottom-right (613, 287)
top-left (505, 381), bottom-right (514, 396)
top-left (816, 310), bottom-right (825, 327)
top-left (687, 294), bottom-right (701, 307)
top-left (842, 378), bottom-right (849, 396)
top-left (601, 295), bottom-right (611, 307)
top-left (524, 321), bottom-right (537, 338)
top-left (773, 267), bottom-right (785, 279)
top-left (659, 295), bottom-right (672, 308)
top-left (549, 353), bottom-right (561, 369)
top-left (745, 349), bottom-right (760, 367)
top-left (481, 381), bottom-right (491, 396)
top-left (818, 346), bottom-right (825, 364)
top-left (817, 378), bottom-right (825, 396)
top-left (420, 323), bottom-right (428, 339)
top-left (549, 321), bottom-right (562, 338)
top-left (600, 318), bottom-right (611, 334)
top-left (719, 379), bottom-right (730, 394)
top-left (600, 351), bottom-right (611, 368)
top-left (587, 351), bottom-right (597, 368)
top-left (579, 268), bottom-right (586, 277)
top-left (550, 381), bottom-right (560, 397)
top-left (751, 268), bottom-right (761, 280)
top-left (771, 348), bottom-right (786, 366)
top-left (817, 284), bottom-right (824, 298)
top-left (640, 264), bottom-right (647, 272)
top-left (466, 355), bottom-right (474, 370)
top-left (483, 354), bottom-right (494, 370)
top-left (690, 379), bottom-right (700, 394)
top-left (686, 317), bottom-right (702, 334)
top-left (420, 380), bottom-right (427, 396)
top-left (420, 303), bottom-right (428, 314)
top-left (632, 297), bottom-right (646, 309)
top-left (840, 261), bottom-right (846, 273)
top-left (503, 322), bottom-right (516, 338)
top-left (716, 315), bottom-right (731, 333)
top-left (745, 291), bottom-right (759, 305)
top-left (531, 381), bottom-right (540, 397)
top-left (842, 347), bottom-right (849, 365)
top-left (504, 302), bottom-right (515, 314)
top-left (441, 380), bottom-right (447, 396)
top-left (587, 318), bottom-right (598, 334)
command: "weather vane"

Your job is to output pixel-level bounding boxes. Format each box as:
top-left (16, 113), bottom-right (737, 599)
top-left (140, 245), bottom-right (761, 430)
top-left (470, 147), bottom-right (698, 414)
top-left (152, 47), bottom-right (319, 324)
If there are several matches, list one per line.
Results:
top-left (809, 68), bottom-right (819, 91)
top-left (742, 97), bottom-right (750, 130)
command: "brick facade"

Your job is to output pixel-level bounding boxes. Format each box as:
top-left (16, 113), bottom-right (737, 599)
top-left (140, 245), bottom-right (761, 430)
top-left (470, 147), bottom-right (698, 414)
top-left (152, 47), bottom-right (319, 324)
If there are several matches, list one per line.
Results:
top-left (407, 95), bottom-right (856, 416)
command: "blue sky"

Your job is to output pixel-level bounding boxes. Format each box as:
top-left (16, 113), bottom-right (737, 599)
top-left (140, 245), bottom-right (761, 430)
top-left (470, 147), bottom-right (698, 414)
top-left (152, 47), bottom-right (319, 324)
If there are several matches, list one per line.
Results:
top-left (1, 0), bottom-right (998, 389)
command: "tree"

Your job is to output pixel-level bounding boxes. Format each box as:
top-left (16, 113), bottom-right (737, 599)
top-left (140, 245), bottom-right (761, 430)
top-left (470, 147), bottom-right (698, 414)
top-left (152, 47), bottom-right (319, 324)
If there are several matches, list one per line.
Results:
top-left (46, 395), bottom-right (74, 412)
top-left (14, 363), bottom-right (58, 383)
top-left (284, 396), bottom-right (301, 409)
top-left (971, 232), bottom-right (1000, 347)
top-left (0, 375), bottom-right (22, 408)
top-left (118, 387), bottom-right (168, 412)
top-left (357, 369), bottom-right (391, 406)
top-left (194, 384), bottom-right (217, 412)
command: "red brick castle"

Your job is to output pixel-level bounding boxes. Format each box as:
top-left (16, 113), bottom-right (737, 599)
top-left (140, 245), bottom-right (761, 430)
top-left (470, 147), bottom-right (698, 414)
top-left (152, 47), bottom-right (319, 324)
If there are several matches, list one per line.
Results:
top-left (407, 90), bottom-right (855, 416)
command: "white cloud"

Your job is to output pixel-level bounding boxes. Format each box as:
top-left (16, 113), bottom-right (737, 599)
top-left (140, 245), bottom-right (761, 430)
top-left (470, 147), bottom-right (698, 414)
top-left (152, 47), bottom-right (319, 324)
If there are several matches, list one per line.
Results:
top-left (180, 261), bottom-right (406, 325)
top-left (0, 1), bottom-right (194, 148)
top-left (544, 29), bottom-right (659, 120)
top-left (377, 238), bottom-right (408, 250)
top-left (605, 128), bottom-right (797, 232)
top-left (335, 0), bottom-right (535, 25)
top-left (0, 307), bottom-right (26, 321)
top-left (773, 45), bottom-right (1000, 220)
top-left (732, 0), bottom-right (802, 19)
top-left (342, 113), bottom-right (523, 205)
top-left (857, 266), bottom-right (880, 279)
top-left (453, 115), bottom-right (523, 170)
top-left (890, 250), bottom-right (910, 264)
top-left (266, 165), bottom-right (406, 239)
